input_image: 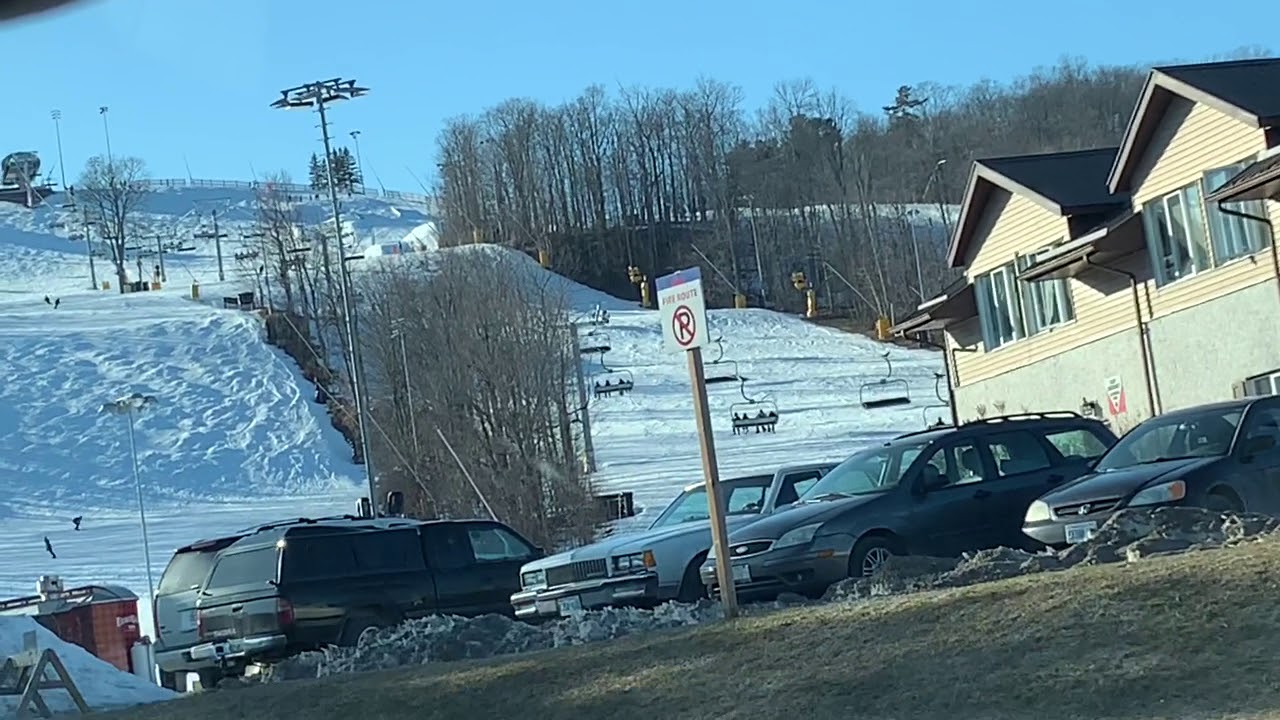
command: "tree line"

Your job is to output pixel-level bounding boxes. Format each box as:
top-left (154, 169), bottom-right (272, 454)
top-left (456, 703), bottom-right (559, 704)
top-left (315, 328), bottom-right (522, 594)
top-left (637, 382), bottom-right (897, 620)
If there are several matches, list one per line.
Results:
top-left (433, 58), bottom-right (1155, 323)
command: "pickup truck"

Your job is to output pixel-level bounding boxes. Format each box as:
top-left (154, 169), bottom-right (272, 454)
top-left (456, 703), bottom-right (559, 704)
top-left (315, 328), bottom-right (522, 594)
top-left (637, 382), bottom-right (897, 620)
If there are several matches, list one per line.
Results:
top-left (153, 515), bottom-right (541, 689)
top-left (509, 462), bottom-right (835, 620)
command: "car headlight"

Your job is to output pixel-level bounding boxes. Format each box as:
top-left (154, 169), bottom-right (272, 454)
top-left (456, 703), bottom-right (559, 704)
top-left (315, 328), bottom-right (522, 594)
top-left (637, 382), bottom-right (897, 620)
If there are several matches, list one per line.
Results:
top-left (1128, 479), bottom-right (1187, 508)
top-left (520, 569), bottom-right (546, 589)
top-left (1024, 499), bottom-right (1051, 524)
top-left (774, 523), bottom-right (822, 550)
top-left (612, 550), bottom-right (656, 574)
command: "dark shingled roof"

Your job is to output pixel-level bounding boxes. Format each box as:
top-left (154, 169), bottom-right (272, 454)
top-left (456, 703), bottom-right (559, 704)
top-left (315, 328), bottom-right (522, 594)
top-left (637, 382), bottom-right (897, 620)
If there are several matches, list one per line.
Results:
top-left (1158, 58), bottom-right (1280, 122)
top-left (978, 147), bottom-right (1127, 211)
top-left (1205, 151), bottom-right (1280, 203)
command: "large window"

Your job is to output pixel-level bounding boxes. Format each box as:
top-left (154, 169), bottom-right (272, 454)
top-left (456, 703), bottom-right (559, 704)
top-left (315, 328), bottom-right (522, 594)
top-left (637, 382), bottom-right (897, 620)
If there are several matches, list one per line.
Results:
top-left (975, 263), bottom-right (1026, 350)
top-left (1246, 370), bottom-right (1280, 397)
top-left (1204, 162), bottom-right (1272, 263)
top-left (1016, 248), bottom-right (1075, 333)
top-left (1142, 182), bottom-right (1211, 285)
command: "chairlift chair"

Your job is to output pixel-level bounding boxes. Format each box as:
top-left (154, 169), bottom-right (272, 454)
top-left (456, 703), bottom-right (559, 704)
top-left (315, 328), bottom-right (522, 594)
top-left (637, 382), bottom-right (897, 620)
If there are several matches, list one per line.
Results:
top-left (920, 371), bottom-right (952, 427)
top-left (859, 351), bottom-right (911, 410)
top-left (579, 330), bottom-right (611, 355)
top-left (704, 336), bottom-right (748, 385)
top-left (731, 400), bottom-right (779, 435)
top-left (592, 369), bottom-right (635, 398)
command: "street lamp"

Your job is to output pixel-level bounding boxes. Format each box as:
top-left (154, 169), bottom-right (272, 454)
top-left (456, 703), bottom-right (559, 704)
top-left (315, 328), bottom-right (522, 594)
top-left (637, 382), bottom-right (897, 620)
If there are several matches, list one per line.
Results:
top-left (98, 106), bottom-right (113, 168)
top-left (272, 78), bottom-right (378, 511)
top-left (50, 110), bottom-right (68, 197)
top-left (100, 393), bottom-right (158, 607)
top-left (349, 130), bottom-right (364, 192)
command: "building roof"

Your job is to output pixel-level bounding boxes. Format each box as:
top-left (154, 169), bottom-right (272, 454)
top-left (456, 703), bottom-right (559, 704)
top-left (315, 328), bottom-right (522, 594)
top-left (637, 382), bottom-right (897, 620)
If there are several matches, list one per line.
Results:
top-left (945, 147), bottom-right (1127, 268)
top-left (1108, 58), bottom-right (1280, 194)
top-left (1205, 148), bottom-right (1280, 203)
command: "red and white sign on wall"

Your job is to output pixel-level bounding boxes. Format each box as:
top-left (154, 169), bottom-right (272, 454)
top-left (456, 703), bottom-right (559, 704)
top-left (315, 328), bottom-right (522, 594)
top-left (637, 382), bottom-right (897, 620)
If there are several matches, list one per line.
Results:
top-left (1105, 375), bottom-right (1127, 416)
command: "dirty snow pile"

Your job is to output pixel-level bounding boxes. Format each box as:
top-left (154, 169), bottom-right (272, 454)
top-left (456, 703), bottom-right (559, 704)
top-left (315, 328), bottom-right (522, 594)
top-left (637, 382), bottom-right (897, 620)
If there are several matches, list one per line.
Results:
top-left (824, 506), bottom-right (1280, 601)
top-left (0, 617), bottom-right (175, 714)
top-left (267, 600), bottom-right (723, 680)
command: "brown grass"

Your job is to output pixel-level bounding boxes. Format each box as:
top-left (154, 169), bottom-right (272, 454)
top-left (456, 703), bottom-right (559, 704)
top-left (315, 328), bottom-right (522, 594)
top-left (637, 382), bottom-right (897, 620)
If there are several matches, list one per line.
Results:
top-left (99, 539), bottom-right (1280, 720)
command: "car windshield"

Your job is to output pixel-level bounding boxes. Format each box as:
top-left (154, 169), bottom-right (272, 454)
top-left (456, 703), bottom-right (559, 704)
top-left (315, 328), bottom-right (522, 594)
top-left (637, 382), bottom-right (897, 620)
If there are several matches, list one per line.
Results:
top-left (648, 480), bottom-right (771, 529)
top-left (798, 440), bottom-right (929, 501)
top-left (1095, 407), bottom-right (1243, 471)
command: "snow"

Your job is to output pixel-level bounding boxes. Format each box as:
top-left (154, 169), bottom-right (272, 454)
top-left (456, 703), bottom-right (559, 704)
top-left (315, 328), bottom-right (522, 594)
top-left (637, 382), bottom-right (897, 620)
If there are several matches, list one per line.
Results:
top-left (0, 181), bottom-right (944, 703)
top-left (0, 616), bottom-right (175, 713)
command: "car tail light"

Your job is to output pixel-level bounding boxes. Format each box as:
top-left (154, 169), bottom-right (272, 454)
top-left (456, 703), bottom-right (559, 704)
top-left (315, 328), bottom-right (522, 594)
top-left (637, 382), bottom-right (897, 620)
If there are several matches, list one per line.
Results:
top-left (276, 598), bottom-right (295, 627)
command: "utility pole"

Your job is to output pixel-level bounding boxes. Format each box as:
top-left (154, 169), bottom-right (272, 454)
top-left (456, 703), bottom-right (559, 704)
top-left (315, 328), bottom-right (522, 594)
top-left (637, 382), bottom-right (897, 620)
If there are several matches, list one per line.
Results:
top-left (906, 209), bottom-right (926, 302)
top-left (569, 323), bottom-right (596, 473)
top-left (273, 78), bottom-right (377, 511)
top-left (82, 209), bottom-right (98, 290)
top-left (153, 235), bottom-right (166, 282)
top-left (391, 318), bottom-right (420, 456)
top-left (194, 210), bottom-right (227, 281)
top-left (242, 231), bottom-right (270, 309)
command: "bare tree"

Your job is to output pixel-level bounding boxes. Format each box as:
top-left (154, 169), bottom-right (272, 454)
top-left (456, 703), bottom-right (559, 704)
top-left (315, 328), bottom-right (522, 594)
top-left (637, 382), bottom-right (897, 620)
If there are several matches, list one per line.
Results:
top-left (77, 155), bottom-right (149, 292)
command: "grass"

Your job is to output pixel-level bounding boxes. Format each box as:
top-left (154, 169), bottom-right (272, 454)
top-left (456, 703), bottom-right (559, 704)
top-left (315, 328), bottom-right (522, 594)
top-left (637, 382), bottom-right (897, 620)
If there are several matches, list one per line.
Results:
top-left (100, 539), bottom-right (1280, 720)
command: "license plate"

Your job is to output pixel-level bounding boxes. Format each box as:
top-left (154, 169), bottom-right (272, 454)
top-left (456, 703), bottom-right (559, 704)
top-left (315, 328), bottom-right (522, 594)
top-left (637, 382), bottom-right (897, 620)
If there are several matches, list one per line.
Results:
top-left (1065, 521), bottom-right (1098, 544)
top-left (731, 564), bottom-right (751, 583)
top-left (179, 610), bottom-right (197, 632)
top-left (557, 596), bottom-right (583, 616)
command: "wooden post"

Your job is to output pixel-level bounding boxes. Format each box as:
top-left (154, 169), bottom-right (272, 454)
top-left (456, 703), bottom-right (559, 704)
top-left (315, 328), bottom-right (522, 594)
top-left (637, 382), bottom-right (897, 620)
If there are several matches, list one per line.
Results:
top-left (687, 346), bottom-right (738, 618)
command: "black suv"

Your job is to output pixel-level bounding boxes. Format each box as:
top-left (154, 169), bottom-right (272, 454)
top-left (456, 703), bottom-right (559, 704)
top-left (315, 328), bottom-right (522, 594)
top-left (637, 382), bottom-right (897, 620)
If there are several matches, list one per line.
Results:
top-left (152, 515), bottom-right (542, 689)
top-left (701, 412), bottom-right (1117, 601)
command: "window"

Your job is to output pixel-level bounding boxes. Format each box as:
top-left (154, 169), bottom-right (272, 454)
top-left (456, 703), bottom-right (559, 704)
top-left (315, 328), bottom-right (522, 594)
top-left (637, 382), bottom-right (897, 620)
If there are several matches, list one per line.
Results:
top-left (649, 479), bottom-right (775, 528)
top-left (1241, 406), bottom-right (1280, 450)
top-left (919, 440), bottom-right (986, 489)
top-left (423, 524), bottom-right (474, 571)
top-left (775, 470), bottom-right (825, 507)
top-left (1043, 428), bottom-right (1111, 461)
top-left (467, 525), bottom-right (535, 563)
top-left (802, 440), bottom-right (931, 499)
top-left (1016, 248), bottom-right (1075, 333)
top-left (1245, 371), bottom-right (1280, 397)
top-left (975, 263), bottom-right (1026, 350)
top-left (1142, 182), bottom-right (1211, 285)
top-left (1096, 408), bottom-right (1243, 471)
top-left (157, 549), bottom-right (220, 595)
top-left (984, 431), bottom-right (1052, 476)
top-left (281, 535), bottom-right (359, 581)
top-left (1204, 163), bottom-right (1271, 264)
top-left (350, 529), bottom-right (426, 572)
top-left (207, 548), bottom-right (279, 588)
top-left (726, 485), bottom-right (768, 513)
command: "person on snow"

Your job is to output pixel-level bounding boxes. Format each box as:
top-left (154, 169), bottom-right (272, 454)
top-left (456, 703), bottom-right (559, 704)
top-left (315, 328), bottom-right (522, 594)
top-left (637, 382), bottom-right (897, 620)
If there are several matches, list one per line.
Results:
top-left (72, 516), bottom-right (82, 531)
top-left (44, 536), bottom-right (56, 559)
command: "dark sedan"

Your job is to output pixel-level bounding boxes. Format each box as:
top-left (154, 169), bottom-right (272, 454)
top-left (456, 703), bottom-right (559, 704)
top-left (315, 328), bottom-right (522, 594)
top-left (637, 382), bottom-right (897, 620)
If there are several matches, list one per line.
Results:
top-left (700, 414), bottom-right (1116, 601)
top-left (1023, 397), bottom-right (1280, 548)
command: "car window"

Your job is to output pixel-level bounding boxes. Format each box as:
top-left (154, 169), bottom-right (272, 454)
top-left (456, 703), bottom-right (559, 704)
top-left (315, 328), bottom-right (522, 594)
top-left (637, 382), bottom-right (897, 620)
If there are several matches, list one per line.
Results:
top-left (1241, 405), bottom-right (1280, 450)
top-left (726, 485), bottom-right (768, 513)
top-left (207, 547), bottom-right (278, 589)
top-left (1043, 427), bottom-right (1111, 461)
top-left (920, 439), bottom-right (985, 489)
top-left (801, 441), bottom-right (929, 500)
top-left (1097, 408), bottom-right (1243, 471)
top-left (157, 549), bottom-right (220, 595)
top-left (467, 525), bottom-right (535, 563)
top-left (775, 470), bottom-right (825, 506)
top-left (350, 529), bottom-right (426, 572)
top-left (281, 535), bottom-right (359, 581)
top-left (984, 430), bottom-right (1052, 476)
top-left (649, 480), bottom-right (773, 528)
top-left (424, 524), bottom-right (477, 571)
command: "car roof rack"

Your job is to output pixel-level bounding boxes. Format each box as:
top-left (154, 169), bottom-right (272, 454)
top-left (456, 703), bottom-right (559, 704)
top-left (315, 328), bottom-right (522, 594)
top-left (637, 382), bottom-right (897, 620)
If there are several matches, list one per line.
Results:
top-left (965, 411), bottom-right (1085, 425)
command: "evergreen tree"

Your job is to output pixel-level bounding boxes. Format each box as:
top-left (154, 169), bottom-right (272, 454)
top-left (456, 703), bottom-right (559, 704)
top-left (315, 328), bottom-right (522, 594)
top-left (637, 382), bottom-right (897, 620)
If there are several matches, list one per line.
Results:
top-left (307, 153), bottom-right (328, 191)
top-left (342, 147), bottom-right (363, 189)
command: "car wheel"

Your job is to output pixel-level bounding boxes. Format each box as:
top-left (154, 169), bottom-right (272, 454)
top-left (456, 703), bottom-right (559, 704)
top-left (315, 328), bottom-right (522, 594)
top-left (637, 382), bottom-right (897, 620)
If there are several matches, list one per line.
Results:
top-left (195, 667), bottom-right (223, 691)
top-left (849, 536), bottom-right (896, 578)
top-left (339, 613), bottom-right (383, 647)
top-left (157, 669), bottom-right (179, 691)
top-left (1204, 490), bottom-right (1243, 514)
top-left (676, 554), bottom-right (708, 603)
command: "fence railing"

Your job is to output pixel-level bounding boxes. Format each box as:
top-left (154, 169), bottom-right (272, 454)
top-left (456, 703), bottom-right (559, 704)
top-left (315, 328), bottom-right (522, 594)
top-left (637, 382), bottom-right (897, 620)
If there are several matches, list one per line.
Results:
top-left (140, 178), bottom-right (437, 210)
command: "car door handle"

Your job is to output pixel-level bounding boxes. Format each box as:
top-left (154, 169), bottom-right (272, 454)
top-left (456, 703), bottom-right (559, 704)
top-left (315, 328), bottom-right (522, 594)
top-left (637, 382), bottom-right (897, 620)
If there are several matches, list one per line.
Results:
top-left (973, 489), bottom-right (992, 499)
top-left (231, 605), bottom-right (243, 613)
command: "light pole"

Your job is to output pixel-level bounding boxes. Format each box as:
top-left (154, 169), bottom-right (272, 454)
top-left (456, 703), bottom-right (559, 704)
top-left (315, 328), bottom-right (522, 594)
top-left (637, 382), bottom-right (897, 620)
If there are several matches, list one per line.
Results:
top-left (349, 130), bottom-right (364, 192)
top-left (98, 106), bottom-right (113, 168)
top-left (905, 208), bottom-right (926, 301)
top-left (100, 393), bottom-right (158, 608)
top-left (272, 79), bottom-right (377, 511)
top-left (50, 110), bottom-right (68, 196)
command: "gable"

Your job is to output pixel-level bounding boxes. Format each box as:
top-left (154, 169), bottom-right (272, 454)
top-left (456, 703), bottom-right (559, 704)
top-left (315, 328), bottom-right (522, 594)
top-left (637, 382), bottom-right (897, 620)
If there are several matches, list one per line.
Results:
top-left (964, 189), bottom-right (1069, 276)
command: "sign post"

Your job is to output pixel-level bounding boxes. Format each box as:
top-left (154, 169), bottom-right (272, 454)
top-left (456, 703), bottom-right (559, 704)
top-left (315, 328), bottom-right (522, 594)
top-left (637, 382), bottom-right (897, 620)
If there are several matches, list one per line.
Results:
top-left (656, 266), bottom-right (738, 618)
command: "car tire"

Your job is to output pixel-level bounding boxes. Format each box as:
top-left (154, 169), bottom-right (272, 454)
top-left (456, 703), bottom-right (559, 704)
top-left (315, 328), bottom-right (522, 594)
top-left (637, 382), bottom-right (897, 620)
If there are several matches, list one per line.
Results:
top-left (338, 613), bottom-right (383, 647)
top-left (157, 669), bottom-right (179, 691)
top-left (1204, 490), bottom-right (1243, 514)
top-left (848, 535), bottom-right (897, 579)
top-left (676, 554), bottom-right (709, 603)
top-left (195, 667), bottom-right (223, 692)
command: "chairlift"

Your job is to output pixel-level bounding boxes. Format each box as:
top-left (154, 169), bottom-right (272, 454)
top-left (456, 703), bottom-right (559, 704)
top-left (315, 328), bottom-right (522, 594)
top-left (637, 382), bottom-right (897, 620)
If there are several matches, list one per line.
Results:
top-left (705, 336), bottom-right (747, 385)
top-left (859, 351), bottom-right (912, 410)
top-left (585, 304), bottom-right (610, 326)
top-left (921, 371), bottom-right (952, 427)
top-left (579, 330), bottom-right (611, 355)
top-left (592, 369), bottom-right (635, 398)
top-left (177, 244), bottom-right (197, 252)
top-left (731, 400), bottom-right (779, 434)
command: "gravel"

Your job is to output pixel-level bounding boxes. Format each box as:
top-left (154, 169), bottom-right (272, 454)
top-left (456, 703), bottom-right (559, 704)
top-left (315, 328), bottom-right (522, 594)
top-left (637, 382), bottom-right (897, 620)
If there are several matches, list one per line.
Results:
top-left (262, 506), bottom-right (1280, 682)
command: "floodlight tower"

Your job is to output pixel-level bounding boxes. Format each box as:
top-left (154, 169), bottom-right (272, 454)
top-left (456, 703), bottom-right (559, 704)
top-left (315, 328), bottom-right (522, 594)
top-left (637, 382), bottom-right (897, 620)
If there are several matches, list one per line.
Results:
top-left (270, 78), bottom-right (378, 511)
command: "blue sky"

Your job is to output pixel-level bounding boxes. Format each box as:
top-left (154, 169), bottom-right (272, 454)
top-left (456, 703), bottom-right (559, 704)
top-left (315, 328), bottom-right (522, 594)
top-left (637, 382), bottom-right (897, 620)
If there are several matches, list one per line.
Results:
top-left (0, 0), bottom-right (1270, 193)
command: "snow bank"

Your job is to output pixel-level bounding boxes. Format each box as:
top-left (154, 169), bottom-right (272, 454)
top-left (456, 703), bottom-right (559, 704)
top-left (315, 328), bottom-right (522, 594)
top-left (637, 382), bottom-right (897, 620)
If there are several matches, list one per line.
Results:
top-left (0, 617), bottom-right (174, 713)
top-left (265, 600), bottom-right (723, 680)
